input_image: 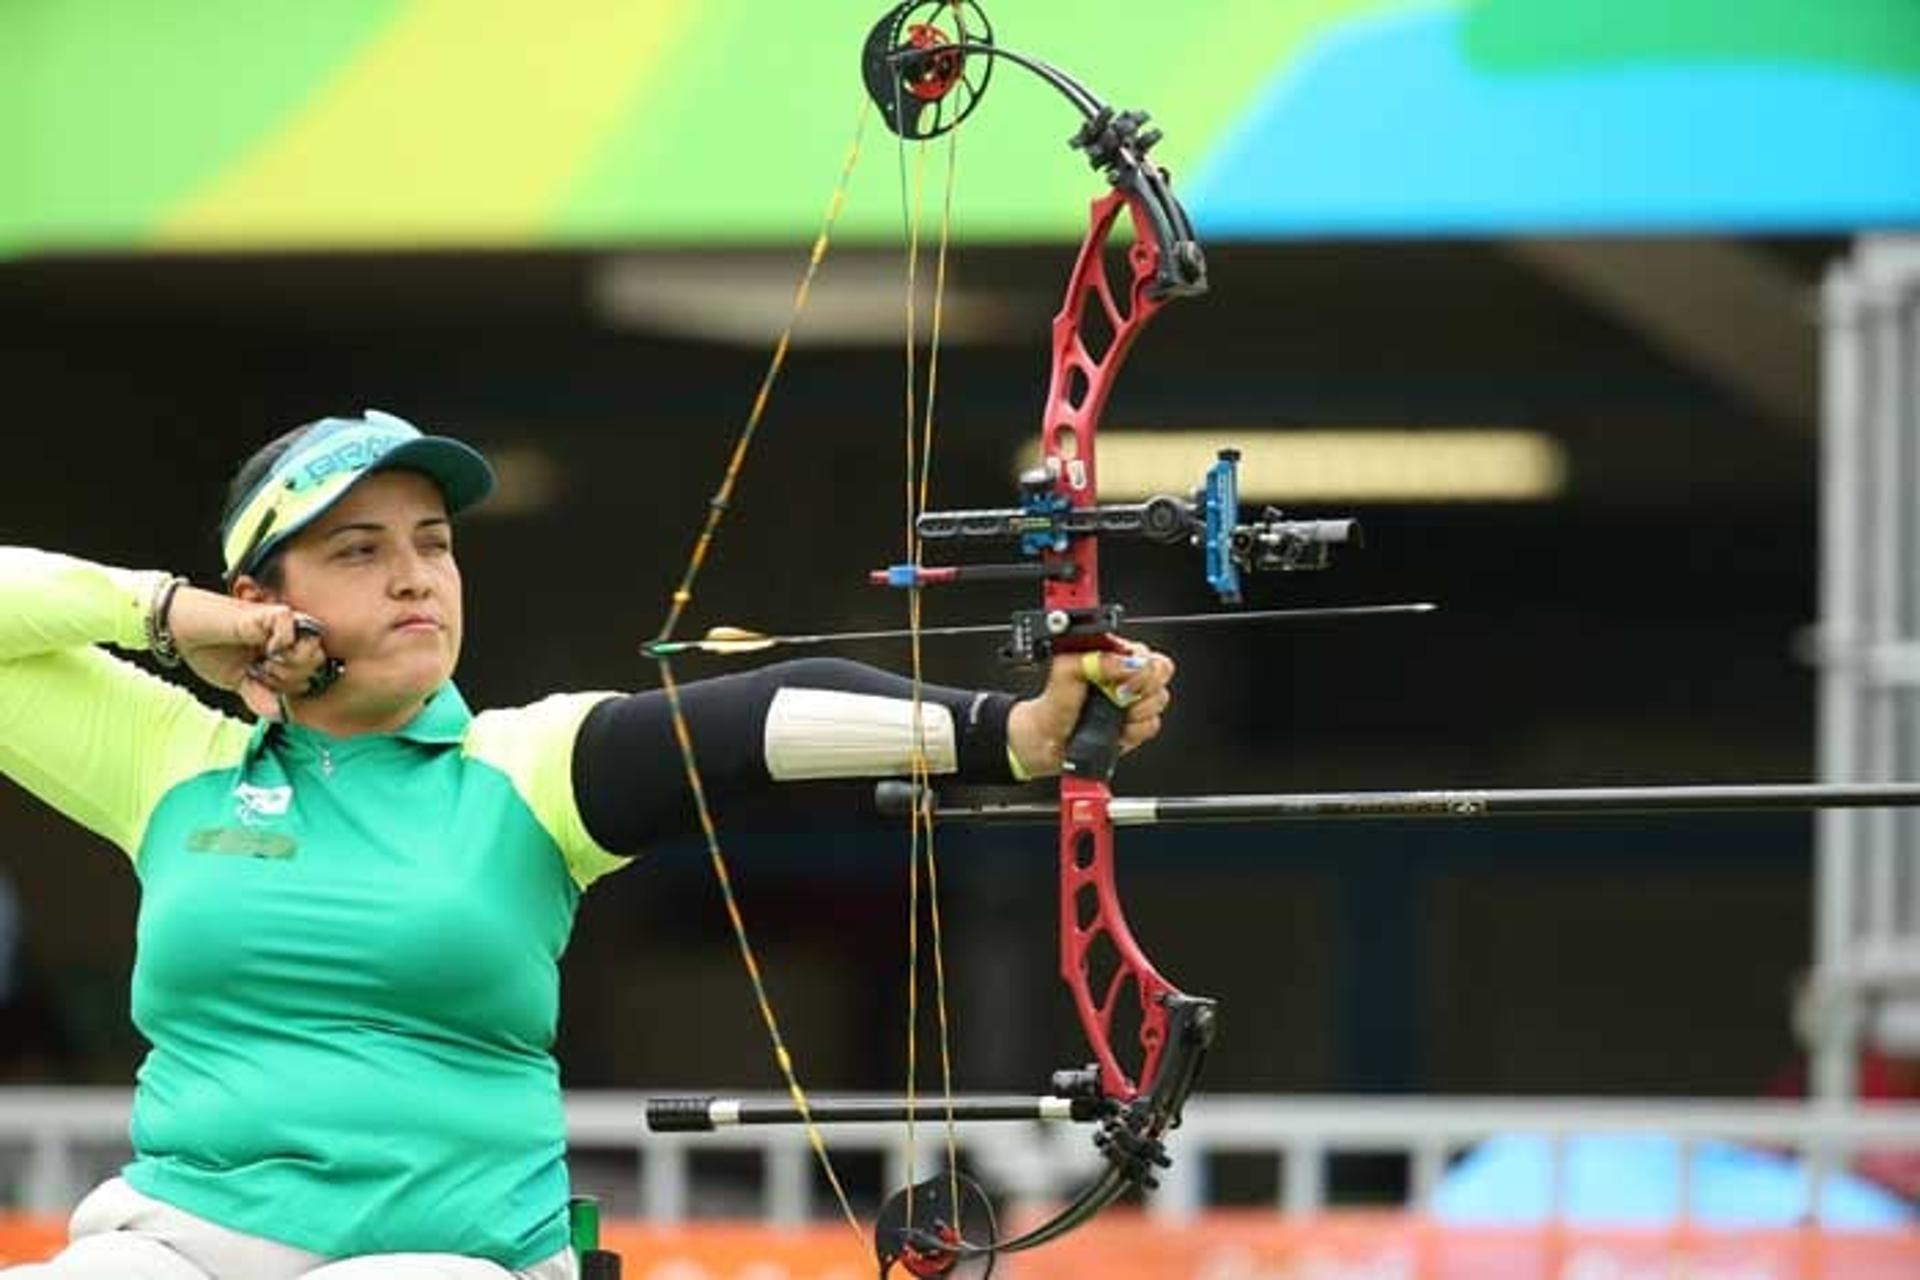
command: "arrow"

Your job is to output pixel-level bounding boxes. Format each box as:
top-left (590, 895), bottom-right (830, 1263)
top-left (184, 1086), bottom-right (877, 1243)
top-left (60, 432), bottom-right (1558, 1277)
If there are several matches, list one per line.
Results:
top-left (642, 601), bottom-right (1436, 658)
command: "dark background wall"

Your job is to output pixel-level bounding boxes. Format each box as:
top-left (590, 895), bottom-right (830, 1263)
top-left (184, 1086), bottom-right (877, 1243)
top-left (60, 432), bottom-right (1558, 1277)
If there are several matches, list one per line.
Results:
top-left (0, 238), bottom-right (1837, 1106)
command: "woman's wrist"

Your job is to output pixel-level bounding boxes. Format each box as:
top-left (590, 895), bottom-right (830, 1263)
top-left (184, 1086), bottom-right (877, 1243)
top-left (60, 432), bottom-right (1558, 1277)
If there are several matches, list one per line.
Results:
top-left (1004, 698), bottom-right (1057, 780)
top-left (143, 574), bottom-right (188, 668)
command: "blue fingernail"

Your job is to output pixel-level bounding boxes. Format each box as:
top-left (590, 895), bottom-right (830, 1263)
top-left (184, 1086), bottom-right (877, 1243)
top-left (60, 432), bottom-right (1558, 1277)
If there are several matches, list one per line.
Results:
top-left (1121, 655), bottom-right (1146, 671)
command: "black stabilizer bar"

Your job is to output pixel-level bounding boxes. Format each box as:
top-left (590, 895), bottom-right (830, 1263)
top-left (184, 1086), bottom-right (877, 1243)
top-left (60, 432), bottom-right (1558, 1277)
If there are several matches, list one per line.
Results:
top-left (644, 1094), bottom-right (1104, 1132)
top-left (876, 781), bottom-right (1920, 825)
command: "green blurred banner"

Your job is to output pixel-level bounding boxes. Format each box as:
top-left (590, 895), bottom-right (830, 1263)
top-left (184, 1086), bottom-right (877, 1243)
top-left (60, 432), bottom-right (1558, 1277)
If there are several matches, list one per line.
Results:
top-left (3, 0), bottom-right (1916, 256)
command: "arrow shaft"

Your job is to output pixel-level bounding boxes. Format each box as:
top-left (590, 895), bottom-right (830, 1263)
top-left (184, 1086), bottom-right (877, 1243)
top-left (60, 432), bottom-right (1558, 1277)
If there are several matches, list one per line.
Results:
top-left (646, 602), bottom-right (1435, 657)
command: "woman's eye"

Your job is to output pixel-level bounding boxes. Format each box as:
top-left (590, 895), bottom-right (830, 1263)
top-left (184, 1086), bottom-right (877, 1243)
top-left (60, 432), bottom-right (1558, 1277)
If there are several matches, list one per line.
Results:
top-left (336, 543), bottom-right (377, 561)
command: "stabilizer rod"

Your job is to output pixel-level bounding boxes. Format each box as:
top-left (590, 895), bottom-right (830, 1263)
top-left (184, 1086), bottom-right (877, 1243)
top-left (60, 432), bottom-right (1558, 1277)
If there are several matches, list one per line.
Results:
top-left (876, 781), bottom-right (1920, 825)
top-left (645, 1094), bottom-right (1101, 1132)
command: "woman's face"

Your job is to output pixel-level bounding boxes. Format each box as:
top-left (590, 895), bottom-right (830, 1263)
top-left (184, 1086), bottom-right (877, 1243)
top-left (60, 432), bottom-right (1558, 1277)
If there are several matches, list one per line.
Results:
top-left (252, 469), bottom-right (463, 724)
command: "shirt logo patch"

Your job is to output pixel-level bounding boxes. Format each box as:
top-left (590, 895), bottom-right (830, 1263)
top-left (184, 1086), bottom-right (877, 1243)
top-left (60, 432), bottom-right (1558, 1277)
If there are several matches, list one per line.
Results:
top-left (233, 782), bottom-right (293, 827)
top-left (186, 828), bottom-right (297, 859)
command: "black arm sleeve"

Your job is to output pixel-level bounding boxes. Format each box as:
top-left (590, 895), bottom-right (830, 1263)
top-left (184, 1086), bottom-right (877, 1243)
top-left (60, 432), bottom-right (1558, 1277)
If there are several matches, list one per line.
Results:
top-left (571, 657), bottom-right (1018, 854)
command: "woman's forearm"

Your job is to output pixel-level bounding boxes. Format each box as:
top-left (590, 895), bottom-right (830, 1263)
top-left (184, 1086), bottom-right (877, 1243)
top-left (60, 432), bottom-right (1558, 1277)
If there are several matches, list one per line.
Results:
top-left (570, 657), bottom-right (1020, 853)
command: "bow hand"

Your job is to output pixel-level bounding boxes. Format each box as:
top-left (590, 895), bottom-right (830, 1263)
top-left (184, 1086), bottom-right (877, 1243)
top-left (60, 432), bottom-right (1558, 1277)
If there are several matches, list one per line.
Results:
top-left (1007, 643), bottom-right (1175, 779)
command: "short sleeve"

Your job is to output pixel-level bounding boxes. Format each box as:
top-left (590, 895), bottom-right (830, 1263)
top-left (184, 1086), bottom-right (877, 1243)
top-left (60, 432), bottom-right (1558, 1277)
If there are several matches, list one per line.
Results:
top-left (465, 693), bottom-right (629, 889)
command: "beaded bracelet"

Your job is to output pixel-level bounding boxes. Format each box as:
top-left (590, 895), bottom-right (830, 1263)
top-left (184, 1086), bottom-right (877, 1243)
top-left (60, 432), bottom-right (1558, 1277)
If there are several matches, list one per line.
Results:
top-left (145, 574), bottom-right (188, 668)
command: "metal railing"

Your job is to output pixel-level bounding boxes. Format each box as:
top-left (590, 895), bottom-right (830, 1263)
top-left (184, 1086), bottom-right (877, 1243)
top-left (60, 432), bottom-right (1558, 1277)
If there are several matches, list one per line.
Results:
top-left (1816, 234), bottom-right (1920, 1103)
top-left (5, 1089), bottom-right (1918, 1226)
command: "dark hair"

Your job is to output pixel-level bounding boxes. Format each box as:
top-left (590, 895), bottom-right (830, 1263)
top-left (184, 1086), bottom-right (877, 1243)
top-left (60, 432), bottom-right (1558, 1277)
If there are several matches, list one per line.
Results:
top-left (220, 423), bottom-right (312, 589)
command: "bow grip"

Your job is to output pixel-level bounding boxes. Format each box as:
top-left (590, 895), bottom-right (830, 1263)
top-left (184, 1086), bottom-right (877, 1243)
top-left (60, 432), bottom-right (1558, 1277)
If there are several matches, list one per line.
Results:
top-left (1062, 682), bottom-right (1126, 782)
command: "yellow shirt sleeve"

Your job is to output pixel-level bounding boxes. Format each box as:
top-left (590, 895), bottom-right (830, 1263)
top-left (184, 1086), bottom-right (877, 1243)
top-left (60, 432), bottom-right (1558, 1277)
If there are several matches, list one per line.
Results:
top-left (0, 548), bottom-right (250, 858)
top-left (465, 692), bottom-right (631, 890)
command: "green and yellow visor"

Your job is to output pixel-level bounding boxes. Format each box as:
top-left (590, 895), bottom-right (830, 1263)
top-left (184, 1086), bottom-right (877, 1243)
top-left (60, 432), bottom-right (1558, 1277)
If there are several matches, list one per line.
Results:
top-left (220, 410), bottom-right (495, 580)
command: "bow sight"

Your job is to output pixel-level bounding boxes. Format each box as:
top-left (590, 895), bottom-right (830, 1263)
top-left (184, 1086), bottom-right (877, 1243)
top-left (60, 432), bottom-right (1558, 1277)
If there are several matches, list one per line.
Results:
top-left (875, 449), bottom-right (1365, 662)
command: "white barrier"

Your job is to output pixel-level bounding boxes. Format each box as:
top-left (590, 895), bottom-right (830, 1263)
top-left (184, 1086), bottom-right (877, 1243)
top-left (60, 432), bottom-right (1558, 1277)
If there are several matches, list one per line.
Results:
top-left (5, 1088), bottom-right (1919, 1225)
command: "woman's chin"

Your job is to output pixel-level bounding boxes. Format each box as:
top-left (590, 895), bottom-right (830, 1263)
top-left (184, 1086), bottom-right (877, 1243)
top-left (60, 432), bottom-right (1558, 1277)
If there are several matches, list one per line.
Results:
top-left (351, 659), bottom-right (454, 710)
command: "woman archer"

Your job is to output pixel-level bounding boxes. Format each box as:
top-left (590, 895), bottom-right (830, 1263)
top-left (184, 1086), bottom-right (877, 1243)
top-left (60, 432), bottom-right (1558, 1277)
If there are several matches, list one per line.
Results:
top-left (0, 409), bottom-right (1174, 1279)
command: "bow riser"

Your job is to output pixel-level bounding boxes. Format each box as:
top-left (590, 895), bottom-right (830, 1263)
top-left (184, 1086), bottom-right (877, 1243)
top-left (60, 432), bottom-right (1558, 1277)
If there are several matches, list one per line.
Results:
top-left (1038, 186), bottom-right (1187, 1106)
top-left (1039, 188), bottom-right (1172, 613)
top-left (1062, 780), bottom-right (1178, 1101)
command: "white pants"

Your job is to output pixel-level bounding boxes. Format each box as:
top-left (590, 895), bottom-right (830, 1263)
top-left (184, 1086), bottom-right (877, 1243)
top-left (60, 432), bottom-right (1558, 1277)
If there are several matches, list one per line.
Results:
top-left (1, 1179), bottom-right (578, 1280)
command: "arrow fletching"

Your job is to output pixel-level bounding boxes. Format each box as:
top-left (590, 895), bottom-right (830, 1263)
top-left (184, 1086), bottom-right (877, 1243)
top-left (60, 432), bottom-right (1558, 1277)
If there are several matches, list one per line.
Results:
top-left (645, 626), bottom-right (782, 658)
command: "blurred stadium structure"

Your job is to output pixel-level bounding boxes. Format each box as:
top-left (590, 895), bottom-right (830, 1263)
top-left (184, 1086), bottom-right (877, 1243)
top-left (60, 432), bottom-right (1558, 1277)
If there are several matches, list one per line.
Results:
top-left (5, 3), bottom-right (1920, 1276)
top-left (1816, 239), bottom-right (1920, 1107)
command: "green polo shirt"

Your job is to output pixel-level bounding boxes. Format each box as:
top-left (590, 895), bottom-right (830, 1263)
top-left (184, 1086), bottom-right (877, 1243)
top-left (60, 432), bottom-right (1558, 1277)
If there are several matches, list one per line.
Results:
top-left (0, 550), bottom-right (626, 1267)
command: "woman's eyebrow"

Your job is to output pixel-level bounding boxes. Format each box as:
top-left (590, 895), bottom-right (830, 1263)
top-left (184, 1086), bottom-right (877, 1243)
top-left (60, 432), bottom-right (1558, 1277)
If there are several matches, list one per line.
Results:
top-left (321, 520), bottom-right (388, 541)
top-left (319, 514), bottom-right (450, 540)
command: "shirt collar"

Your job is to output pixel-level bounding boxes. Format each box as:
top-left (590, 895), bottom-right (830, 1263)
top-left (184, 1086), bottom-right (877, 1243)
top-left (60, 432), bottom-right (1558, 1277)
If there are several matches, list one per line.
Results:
top-left (246, 682), bottom-right (473, 757)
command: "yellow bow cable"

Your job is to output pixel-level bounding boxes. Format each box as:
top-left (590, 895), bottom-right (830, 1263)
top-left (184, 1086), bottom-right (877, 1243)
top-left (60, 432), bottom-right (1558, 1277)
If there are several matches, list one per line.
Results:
top-left (648, 95), bottom-right (874, 1244)
top-left (899, 114), bottom-right (967, 1247)
top-left (649, 5), bottom-right (975, 1252)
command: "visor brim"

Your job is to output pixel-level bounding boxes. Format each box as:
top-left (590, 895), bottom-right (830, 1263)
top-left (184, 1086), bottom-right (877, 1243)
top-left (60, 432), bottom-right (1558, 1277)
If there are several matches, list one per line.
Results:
top-left (369, 437), bottom-right (497, 515)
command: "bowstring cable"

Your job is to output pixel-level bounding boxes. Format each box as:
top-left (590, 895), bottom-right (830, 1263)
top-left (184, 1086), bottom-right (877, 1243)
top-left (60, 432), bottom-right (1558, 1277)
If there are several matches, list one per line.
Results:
top-left (895, 64), bottom-right (968, 1252)
top-left (894, 3), bottom-right (970, 1238)
top-left (649, 96), bottom-right (875, 1244)
top-left (895, 87), bottom-right (928, 1230)
top-left (922, 1), bottom-right (976, 1234)
top-left (921, 117), bottom-right (966, 1232)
